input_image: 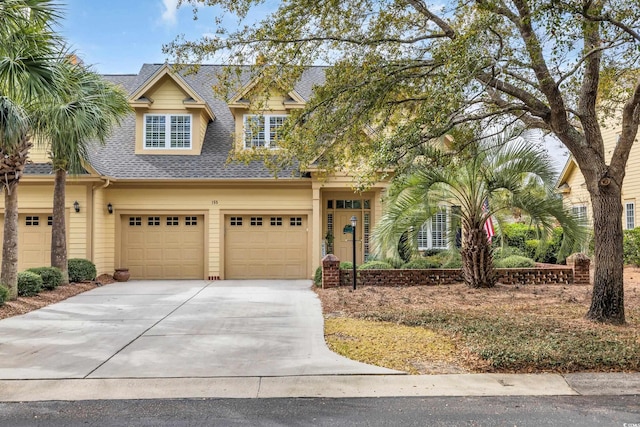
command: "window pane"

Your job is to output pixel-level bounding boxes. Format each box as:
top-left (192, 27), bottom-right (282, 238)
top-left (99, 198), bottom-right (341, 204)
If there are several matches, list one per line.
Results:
top-left (268, 116), bottom-right (286, 148)
top-left (626, 203), bottom-right (635, 229)
top-left (572, 206), bottom-right (587, 222)
top-left (431, 210), bottom-right (447, 249)
top-left (170, 116), bottom-right (191, 148)
top-left (245, 115), bottom-right (266, 147)
top-left (145, 115), bottom-right (166, 148)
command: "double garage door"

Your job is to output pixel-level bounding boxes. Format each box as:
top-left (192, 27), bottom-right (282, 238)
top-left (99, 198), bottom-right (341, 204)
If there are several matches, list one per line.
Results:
top-left (121, 213), bottom-right (308, 280)
top-left (225, 214), bottom-right (308, 279)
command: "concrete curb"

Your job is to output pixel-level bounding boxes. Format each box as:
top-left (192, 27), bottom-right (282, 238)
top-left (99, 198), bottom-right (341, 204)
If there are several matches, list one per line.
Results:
top-left (0, 373), bottom-right (638, 402)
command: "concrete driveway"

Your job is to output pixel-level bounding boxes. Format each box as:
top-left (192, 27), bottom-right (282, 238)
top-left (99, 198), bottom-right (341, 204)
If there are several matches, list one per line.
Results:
top-left (0, 280), bottom-right (398, 379)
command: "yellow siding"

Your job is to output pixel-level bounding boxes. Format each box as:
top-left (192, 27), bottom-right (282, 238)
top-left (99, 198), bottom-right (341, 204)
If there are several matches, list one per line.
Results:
top-left (92, 187), bottom-right (116, 275)
top-left (561, 113), bottom-right (640, 227)
top-left (105, 185), bottom-right (313, 279)
top-left (147, 76), bottom-right (189, 108)
top-left (28, 138), bottom-right (51, 163)
top-left (0, 182), bottom-right (91, 268)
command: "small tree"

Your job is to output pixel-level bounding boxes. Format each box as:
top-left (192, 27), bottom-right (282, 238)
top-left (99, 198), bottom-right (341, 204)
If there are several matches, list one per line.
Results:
top-left (36, 61), bottom-right (130, 284)
top-left (373, 126), bottom-right (585, 288)
top-left (0, 0), bottom-right (63, 298)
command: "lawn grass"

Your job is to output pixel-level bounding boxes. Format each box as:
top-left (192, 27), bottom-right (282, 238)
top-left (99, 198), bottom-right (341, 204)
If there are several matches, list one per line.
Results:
top-left (316, 272), bottom-right (640, 374)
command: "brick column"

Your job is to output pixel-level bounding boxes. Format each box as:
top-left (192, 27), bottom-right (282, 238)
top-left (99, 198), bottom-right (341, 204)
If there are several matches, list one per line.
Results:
top-left (322, 254), bottom-right (340, 289)
top-left (566, 253), bottom-right (591, 285)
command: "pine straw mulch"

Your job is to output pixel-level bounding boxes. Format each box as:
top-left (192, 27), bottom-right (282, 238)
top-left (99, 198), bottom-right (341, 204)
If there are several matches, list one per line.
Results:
top-left (315, 267), bottom-right (640, 374)
top-left (0, 274), bottom-right (115, 320)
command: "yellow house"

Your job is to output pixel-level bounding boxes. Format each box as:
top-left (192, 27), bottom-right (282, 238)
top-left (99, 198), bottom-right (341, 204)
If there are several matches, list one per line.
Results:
top-left (1, 64), bottom-right (390, 280)
top-left (556, 115), bottom-right (639, 230)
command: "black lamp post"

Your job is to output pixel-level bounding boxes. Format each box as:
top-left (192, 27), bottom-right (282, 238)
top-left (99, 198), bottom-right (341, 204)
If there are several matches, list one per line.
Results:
top-left (351, 215), bottom-right (357, 290)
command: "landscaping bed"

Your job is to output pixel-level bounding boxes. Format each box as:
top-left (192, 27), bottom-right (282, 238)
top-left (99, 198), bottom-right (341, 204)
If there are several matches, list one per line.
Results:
top-left (0, 274), bottom-right (114, 320)
top-left (315, 267), bottom-right (640, 374)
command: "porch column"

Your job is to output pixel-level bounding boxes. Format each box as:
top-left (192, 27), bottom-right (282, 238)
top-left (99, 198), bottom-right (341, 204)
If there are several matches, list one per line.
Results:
top-left (312, 185), bottom-right (322, 274)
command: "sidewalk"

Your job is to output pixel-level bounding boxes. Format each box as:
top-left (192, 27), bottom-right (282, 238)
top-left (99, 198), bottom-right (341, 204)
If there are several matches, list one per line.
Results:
top-left (0, 372), bottom-right (638, 401)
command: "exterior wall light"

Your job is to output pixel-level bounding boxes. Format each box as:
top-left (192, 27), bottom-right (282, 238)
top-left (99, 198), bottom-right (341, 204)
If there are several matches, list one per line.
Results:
top-left (107, 203), bottom-right (113, 214)
top-left (73, 201), bottom-right (80, 213)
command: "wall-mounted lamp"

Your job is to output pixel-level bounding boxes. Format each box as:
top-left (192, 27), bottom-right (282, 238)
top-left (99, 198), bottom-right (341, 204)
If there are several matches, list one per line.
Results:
top-left (107, 203), bottom-right (113, 214)
top-left (73, 201), bottom-right (80, 213)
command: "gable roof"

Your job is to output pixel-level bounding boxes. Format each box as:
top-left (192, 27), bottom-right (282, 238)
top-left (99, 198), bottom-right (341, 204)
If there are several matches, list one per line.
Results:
top-left (82, 64), bottom-right (327, 180)
top-left (128, 63), bottom-right (215, 121)
top-left (556, 156), bottom-right (578, 190)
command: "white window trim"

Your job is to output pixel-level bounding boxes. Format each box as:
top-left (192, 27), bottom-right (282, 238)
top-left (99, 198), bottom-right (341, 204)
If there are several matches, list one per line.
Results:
top-left (625, 201), bottom-right (635, 230)
top-left (418, 208), bottom-right (449, 250)
top-left (243, 114), bottom-right (287, 149)
top-left (143, 113), bottom-right (192, 150)
top-left (572, 205), bottom-right (588, 222)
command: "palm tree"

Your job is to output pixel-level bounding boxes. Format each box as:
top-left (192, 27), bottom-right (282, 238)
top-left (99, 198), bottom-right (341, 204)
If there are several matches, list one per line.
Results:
top-left (36, 61), bottom-right (130, 284)
top-left (0, 0), bottom-right (63, 298)
top-left (373, 126), bottom-right (586, 288)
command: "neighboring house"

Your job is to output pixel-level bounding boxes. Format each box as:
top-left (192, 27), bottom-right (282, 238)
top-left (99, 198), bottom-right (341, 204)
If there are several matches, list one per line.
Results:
top-left (0, 64), bottom-right (390, 280)
top-left (556, 116), bottom-right (639, 231)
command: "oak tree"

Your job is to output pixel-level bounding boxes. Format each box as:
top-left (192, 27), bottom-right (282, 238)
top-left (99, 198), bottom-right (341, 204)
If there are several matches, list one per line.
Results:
top-left (168, 0), bottom-right (640, 324)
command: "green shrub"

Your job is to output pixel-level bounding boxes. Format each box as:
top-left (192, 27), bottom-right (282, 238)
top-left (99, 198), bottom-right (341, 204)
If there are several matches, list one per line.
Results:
top-left (314, 266), bottom-right (323, 287)
top-left (439, 250), bottom-right (462, 268)
top-left (623, 228), bottom-right (640, 267)
top-left (493, 246), bottom-right (526, 260)
top-left (0, 285), bottom-right (9, 306)
top-left (17, 271), bottom-right (43, 297)
top-left (68, 258), bottom-right (97, 282)
top-left (358, 261), bottom-right (393, 270)
top-left (401, 259), bottom-right (440, 269)
top-left (26, 267), bottom-right (64, 290)
top-left (339, 261), bottom-right (353, 270)
top-left (421, 248), bottom-right (444, 257)
top-left (501, 223), bottom-right (537, 253)
top-left (494, 255), bottom-right (536, 268)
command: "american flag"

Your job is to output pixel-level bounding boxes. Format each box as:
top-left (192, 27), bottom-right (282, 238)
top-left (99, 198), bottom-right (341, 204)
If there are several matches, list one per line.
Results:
top-left (483, 199), bottom-right (495, 243)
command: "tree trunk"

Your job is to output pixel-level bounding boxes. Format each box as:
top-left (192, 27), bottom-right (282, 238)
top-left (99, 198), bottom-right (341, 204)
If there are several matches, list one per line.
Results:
top-left (586, 187), bottom-right (625, 324)
top-left (51, 168), bottom-right (69, 285)
top-left (1, 183), bottom-right (19, 299)
top-left (460, 225), bottom-right (496, 288)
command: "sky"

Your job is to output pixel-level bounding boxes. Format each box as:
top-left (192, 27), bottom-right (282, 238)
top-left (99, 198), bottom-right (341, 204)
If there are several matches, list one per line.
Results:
top-left (57, 0), bottom-right (273, 74)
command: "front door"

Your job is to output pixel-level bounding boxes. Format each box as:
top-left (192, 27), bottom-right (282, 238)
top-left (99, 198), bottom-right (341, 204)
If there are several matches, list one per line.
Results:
top-left (333, 211), bottom-right (363, 265)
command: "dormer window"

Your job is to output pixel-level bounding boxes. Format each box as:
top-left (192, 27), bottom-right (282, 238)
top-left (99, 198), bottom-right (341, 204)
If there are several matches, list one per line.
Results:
top-left (244, 114), bottom-right (286, 149)
top-left (144, 114), bottom-right (192, 149)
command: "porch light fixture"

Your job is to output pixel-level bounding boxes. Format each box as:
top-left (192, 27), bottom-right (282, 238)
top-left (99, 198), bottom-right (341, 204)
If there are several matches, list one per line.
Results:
top-left (351, 215), bottom-right (357, 290)
top-left (107, 203), bottom-right (113, 214)
top-left (73, 201), bottom-right (80, 213)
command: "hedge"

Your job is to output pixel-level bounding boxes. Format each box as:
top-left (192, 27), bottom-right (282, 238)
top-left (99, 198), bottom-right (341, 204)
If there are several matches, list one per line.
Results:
top-left (18, 271), bottom-right (43, 297)
top-left (26, 267), bottom-right (64, 290)
top-left (68, 258), bottom-right (97, 282)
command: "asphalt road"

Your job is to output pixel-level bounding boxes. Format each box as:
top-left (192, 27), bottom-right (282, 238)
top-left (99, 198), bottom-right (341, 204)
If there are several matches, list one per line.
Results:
top-left (1, 396), bottom-right (638, 427)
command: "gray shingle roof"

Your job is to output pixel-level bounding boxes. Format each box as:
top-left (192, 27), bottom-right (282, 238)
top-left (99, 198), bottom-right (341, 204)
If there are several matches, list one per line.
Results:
top-left (87, 64), bottom-right (326, 180)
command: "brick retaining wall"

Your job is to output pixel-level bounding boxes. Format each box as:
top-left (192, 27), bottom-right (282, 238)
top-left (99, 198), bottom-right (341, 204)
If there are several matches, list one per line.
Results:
top-left (321, 253), bottom-right (591, 289)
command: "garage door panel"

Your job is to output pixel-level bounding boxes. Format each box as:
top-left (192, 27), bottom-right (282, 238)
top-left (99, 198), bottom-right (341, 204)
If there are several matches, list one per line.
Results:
top-left (225, 214), bottom-right (308, 279)
top-left (121, 215), bottom-right (204, 280)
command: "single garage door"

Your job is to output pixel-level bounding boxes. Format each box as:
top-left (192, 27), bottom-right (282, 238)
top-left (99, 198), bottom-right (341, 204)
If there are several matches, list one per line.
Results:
top-left (121, 215), bottom-right (204, 279)
top-left (225, 214), bottom-right (308, 279)
top-left (0, 214), bottom-right (53, 271)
